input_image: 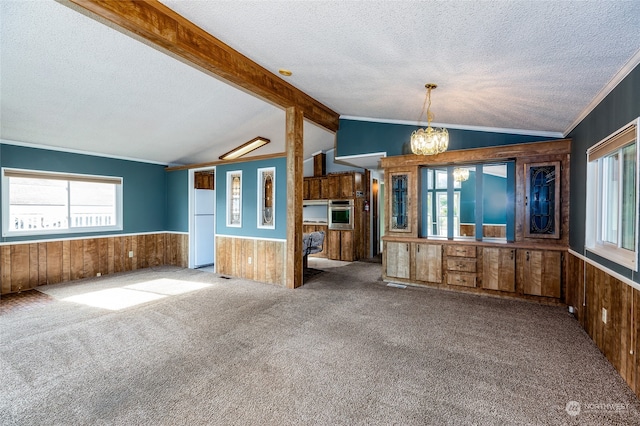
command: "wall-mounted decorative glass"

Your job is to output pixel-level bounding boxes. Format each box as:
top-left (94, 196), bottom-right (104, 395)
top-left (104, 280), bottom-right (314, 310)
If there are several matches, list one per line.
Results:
top-left (226, 170), bottom-right (242, 227)
top-left (391, 173), bottom-right (409, 231)
top-left (525, 162), bottom-right (560, 239)
top-left (257, 167), bottom-right (275, 229)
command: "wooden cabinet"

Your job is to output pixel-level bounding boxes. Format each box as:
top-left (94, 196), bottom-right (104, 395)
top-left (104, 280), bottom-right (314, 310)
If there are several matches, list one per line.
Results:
top-left (327, 230), bottom-right (354, 261)
top-left (194, 171), bottom-right (214, 189)
top-left (414, 243), bottom-right (442, 283)
top-left (445, 245), bottom-right (477, 288)
top-left (304, 177), bottom-right (328, 200)
top-left (482, 247), bottom-right (515, 292)
top-left (518, 249), bottom-right (562, 298)
top-left (327, 173), bottom-right (359, 199)
top-left (385, 241), bottom-right (410, 279)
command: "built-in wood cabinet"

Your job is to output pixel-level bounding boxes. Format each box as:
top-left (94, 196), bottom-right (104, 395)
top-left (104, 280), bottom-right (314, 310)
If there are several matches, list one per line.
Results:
top-left (383, 238), bottom-right (565, 303)
top-left (304, 171), bottom-right (367, 261)
top-left (518, 249), bottom-right (562, 298)
top-left (381, 139), bottom-right (570, 304)
top-left (304, 176), bottom-right (328, 200)
top-left (385, 241), bottom-right (410, 279)
top-left (482, 247), bottom-right (515, 292)
top-left (414, 243), bottom-right (442, 283)
top-left (194, 171), bottom-right (214, 189)
top-left (445, 245), bottom-right (477, 288)
top-left (326, 172), bottom-right (362, 199)
top-left (327, 230), bottom-right (354, 262)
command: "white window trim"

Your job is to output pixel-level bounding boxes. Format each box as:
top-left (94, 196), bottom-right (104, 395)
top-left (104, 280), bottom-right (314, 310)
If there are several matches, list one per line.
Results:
top-left (2, 167), bottom-right (123, 237)
top-left (226, 170), bottom-right (242, 228)
top-left (585, 117), bottom-right (639, 271)
top-left (257, 167), bottom-right (276, 230)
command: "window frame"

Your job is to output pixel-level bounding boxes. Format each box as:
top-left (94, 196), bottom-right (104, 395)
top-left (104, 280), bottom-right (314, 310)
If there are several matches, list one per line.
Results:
top-left (257, 167), bottom-right (275, 229)
top-left (2, 167), bottom-right (123, 237)
top-left (585, 117), bottom-right (639, 271)
top-left (421, 162), bottom-right (512, 241)
top-left (226, 170), bottom-right (242, 228)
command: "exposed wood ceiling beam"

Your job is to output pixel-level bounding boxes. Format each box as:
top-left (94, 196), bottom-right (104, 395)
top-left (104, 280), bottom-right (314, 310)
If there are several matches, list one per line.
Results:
top-left (63, 0), bottom-right (340, 132)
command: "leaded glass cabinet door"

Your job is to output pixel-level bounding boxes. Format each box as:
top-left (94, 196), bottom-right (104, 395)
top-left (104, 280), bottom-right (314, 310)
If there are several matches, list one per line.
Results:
top-left (525, 162), bottom-right (560, 239)
top-left (390, 172), bottom-right (411, 233)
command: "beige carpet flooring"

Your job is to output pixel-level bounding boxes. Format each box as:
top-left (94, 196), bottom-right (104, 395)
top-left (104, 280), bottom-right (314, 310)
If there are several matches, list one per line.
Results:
top-left (1, 261), bottom-right (639, 425)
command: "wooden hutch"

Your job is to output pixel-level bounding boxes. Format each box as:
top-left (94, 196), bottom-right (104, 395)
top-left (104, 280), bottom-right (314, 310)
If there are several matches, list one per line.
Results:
top-left (382, 139), bottom-right (571, 304)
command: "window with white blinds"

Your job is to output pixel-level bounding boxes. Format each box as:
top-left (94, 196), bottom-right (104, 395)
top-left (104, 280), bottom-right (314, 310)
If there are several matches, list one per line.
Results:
top-left (585, 118), bottom-right (639, 270)
top-left (2, 168), bottom-right (123, 237)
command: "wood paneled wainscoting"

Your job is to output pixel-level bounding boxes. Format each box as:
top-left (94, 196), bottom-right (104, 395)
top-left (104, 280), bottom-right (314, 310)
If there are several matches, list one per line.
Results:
top-left (216, 236), bottom-right (285, 286)
top-left (0, 232), bottom-right (188, 295)
top-left (566, 251), bottom-right (640, 399)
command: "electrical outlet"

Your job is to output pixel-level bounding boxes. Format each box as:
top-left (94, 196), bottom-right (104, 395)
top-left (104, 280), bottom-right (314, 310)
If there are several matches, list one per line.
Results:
top-left (248, 257), bottom-right (252, 265)
top-left (602, 307), bottom-right (608, 324)
top-left (129, 251), bottom-right (134, 258)
top-left (96, 272), bottom-right (101, 277)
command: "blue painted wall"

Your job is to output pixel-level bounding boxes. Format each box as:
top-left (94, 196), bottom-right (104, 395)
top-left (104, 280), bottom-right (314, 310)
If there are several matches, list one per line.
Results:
top-left (0, 144), bottom-right (167, 242)
top-left (336, 119), bottom-right (557, 157)
top-left (165, 169), bottom-right (189, 232)
top-left (482, 173), bottom-right (507, 224)
top-left (568, 64), bottom-right (640, 281)
top-left (216, 157), bottom-right (287, 240)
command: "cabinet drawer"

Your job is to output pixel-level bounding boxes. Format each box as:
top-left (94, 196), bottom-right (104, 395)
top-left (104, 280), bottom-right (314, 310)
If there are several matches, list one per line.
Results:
top-left (446, 258), bottom-right (476, 273)
top-left (445, 245), bottom-right (476, 258)
top-left (447, 273), bottom-right (477, 288)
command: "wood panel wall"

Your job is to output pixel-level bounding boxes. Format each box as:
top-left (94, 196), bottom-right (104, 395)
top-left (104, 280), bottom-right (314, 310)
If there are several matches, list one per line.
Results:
top-left (216, 236), bottom-right (285, 286)
top-left (0, 233), bottom-right (188, 295)
top-left (566, 252), bottom-right (640, 398)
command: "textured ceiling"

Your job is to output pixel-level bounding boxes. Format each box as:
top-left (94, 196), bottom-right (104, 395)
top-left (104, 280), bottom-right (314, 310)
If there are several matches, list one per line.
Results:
top-left (1, 0), bottom-right (639, 166)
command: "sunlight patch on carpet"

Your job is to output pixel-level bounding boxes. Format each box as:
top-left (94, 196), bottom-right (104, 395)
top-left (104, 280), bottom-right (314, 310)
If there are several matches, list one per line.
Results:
top-left (61, 279), bottom-right (212, 310)
top-left (63, 288), bottom-right (166, 310)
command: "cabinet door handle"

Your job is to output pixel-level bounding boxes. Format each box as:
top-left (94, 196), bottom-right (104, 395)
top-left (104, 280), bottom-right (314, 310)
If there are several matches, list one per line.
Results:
top-left (417, 245), bottom-right (420, 253)
top-left (406, 244), bottom-right (409, 251)
top-left (510, 250), bottom-right (514, 260)
top-left (526, 251), bottom-right (530, 261)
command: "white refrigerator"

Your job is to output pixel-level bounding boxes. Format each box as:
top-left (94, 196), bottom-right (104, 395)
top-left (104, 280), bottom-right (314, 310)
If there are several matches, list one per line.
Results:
top-left (194, 189), bottom-right (215, 267)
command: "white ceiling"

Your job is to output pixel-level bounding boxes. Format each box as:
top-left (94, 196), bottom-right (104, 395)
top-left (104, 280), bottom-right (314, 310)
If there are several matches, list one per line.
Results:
top-left (1, 0), bottom-right (639, 166)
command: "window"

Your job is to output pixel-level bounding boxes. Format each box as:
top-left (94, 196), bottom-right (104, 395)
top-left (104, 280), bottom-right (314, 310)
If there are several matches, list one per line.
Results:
top-left (421, 162), bottom-right (513, 241)
top-left (586, 118), bottom-right (639, 270)
top-left (257, 167), bottom-right (275, 229)
top-left (226, 170), bottom-right (242, 227)
top-left (2, 168), bottom-right (123, 237)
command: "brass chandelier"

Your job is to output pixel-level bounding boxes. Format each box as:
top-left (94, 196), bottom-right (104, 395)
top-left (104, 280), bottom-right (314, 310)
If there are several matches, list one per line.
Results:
top-left (453, 167), bottom-right (470, 182)
top-left (410, 83), bottom-right (449, 155)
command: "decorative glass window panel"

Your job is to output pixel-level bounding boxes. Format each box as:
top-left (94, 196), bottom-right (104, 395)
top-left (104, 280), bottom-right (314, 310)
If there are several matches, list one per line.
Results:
top-left (525, 162), bottom-right (560, 239)
top-left (2, 168), bottom-right (122, 237)
top-left (257, 167), bottom-right (275, 229)
top-left (226, 171), bottom-right (242, 227)
top-left (391, 174), bottom-right (408, 230)
top-left (586, 118), bottom-right (639, 271)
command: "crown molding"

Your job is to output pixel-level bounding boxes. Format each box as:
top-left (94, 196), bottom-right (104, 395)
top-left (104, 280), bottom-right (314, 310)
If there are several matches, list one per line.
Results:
top-left (339, 115), bottom-right (563, 139)
top-left (0, 139), bottom-right (169, 166)
top-left (564, 48), bottom-right (640, 136)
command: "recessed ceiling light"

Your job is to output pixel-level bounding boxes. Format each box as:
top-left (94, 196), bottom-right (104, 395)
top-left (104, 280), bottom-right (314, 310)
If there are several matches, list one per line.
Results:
top-left (279, 69), bottom-right (292, 77)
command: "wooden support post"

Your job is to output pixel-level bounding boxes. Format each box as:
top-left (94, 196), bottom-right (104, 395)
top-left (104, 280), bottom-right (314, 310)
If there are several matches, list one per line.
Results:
top-left (286, 106), bottom-right (304, 289)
